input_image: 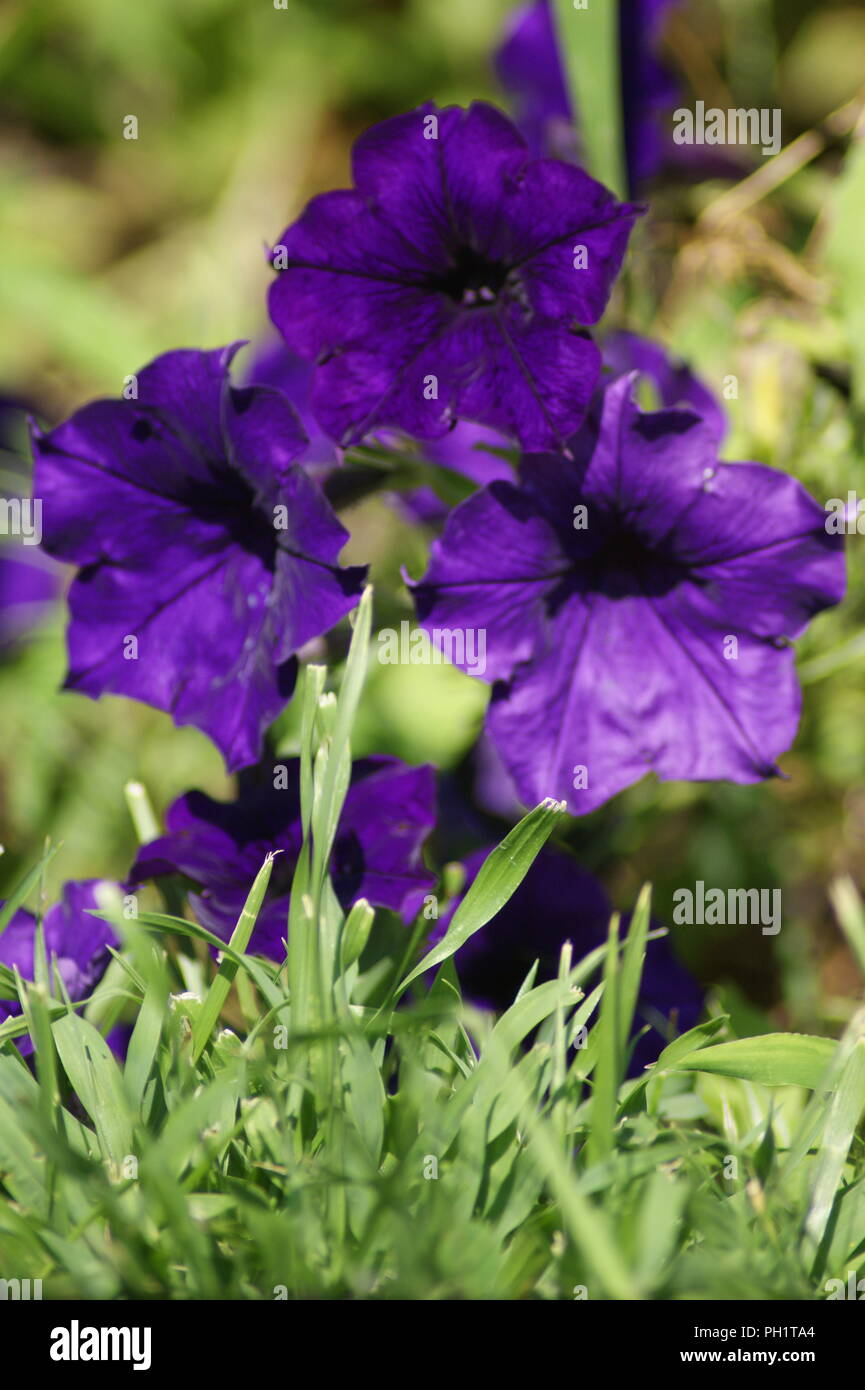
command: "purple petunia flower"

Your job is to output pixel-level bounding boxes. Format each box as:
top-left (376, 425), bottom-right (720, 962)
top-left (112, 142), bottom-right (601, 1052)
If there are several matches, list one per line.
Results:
top-left (130, 757), bottom-right (436, 960)
top-left (431, 846), bottom-right (703, 1071)
top-left (411, 374), bottom-right (845, 813)
top-left (0, 881), bottom-right (118, 1055)
top-left (604, 330), bottom-right (726, 443)
top-left (31, 346), bottom-right (367, 771)
top-left (495, 0), bottom-right (680, 190)
top-left (268, 101), bottom-right (640, 452)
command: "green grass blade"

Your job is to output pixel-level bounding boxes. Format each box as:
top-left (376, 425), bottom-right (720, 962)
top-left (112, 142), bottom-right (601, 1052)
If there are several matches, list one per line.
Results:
top-left (0, 842), bottom-right (60, 938)
top-left (803, 1035), bottom-right (865, 1256)
top-left (586, 913), bottom-right (621, 1166)
top-left (671, 1034), bottom-right (837, 1088)
top-left (399, 798), bottom-right (567, 990)
top-left (52, 1012), bottom-right (133, 1168)
top-left (552, 0), bottom-right (626, 197)
top-left (191, 852), bottom-right (276, 1063)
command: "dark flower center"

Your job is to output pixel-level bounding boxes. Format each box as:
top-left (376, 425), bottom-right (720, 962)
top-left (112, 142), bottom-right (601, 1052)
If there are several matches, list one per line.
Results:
top-left (547, 516), bottom-right (689, 611)
top-left (426, 246), bottom-right (511, 308)
top-left (331, 829), bottom-right (366, 906)
top-left (268, 851), bottom-right (297, 898)
top-left (188, 468), bottom-right (279, 571)
top-left (591, 524), bottom-right (686, 599)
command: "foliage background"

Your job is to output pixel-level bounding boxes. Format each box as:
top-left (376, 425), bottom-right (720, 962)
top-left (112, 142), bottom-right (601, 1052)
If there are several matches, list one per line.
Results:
top-left (2, 0), bottom-right (865, 1046)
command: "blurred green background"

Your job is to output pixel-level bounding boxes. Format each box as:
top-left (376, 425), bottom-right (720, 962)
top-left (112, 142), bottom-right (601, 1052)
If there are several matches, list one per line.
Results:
top-left (2, 0), bottom-right (865, 1041)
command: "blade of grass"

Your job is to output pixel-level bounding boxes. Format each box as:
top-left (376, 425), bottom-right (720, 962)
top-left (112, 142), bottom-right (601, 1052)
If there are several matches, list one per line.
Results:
top-left (552, 0), bottom-right (626, 197)
top-left (399, 798), bottom-right (567, 991)
top-left (191, 852), bottom-right (276, 1064)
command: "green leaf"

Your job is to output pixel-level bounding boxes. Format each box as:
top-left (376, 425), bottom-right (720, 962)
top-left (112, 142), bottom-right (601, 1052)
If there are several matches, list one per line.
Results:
top-left (340, 897), bottom-right (375, 972)
top-left (825, 132), bottom-right (865, 411)
top-left (671, 1034), bottom-right (837, 1089)
top-left (804, 1036), bottom-right (865, 1254)
top-left (618, 884), bottom-right (652, 1058)
top-left (191, 852), bottom-right (276, 1063)
top-left (52, 1013), bottom-right (133, 1167)
top-left (0, 842), bottom-right (60, 938)
top-left (587, 913), bottom-right (622, 1165)
top-left (829, 877), bottom-right (865, 980)
top-left (400, 799), bottom-right (566, 990)
top-left (552, 0), bottom-right (626, 197)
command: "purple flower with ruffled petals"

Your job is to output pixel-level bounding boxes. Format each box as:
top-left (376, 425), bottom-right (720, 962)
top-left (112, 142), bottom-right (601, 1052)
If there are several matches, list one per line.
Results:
top-left (268, 101), bottom-right (640, 452)
top-left (431, 846), bottom-right (702, 1071)
top-left (495, 0), bottom-right (679, 190)
top-left (411, 374), bottom-right (845, 813)
top-left (604, 330), bottom-right (726, 443)
top-left (131, 757), bottom-right (436, 960)
top-left (0, 881), bottom-right (118, 1055)
top-left (31, 346), bottom-right (367, 771)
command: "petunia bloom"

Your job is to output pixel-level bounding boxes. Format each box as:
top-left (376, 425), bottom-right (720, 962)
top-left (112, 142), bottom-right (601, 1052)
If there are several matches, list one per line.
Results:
top-left (411, 374), bottom-right (845, 813)
top-left (495, 0), bottom-right (680, 190)
top-left (31, 346), bottom-right (367, 770)
top-left (130, 757), bottom-right (437, 960)
top-left (0, 881), bottom-right (118, 1055)
top-left (430, 846), bottom-right (703, 1071)
top-left (268, 101), bottom-right (640, 452)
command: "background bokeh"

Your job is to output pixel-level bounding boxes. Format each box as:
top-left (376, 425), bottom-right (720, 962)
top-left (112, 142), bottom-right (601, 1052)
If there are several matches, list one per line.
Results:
top-left (2, 0), bottom-right (865, 1042)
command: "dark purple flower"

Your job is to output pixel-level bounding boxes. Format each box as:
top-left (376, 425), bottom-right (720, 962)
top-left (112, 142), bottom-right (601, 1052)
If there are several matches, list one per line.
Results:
top-left (31, 346), bottom-right (367, 771)
top-left (0, 881), bottom-right (118, 1055)
top-left (268, 101), bottom-right (640, 452)
top-left (604, 330), bottom-right (726, 443)
top-left (431, 846), bottom-right (702, 1070)
top-left (495, 0), bottom-right (679, 190)
top-left (131, 757), bottom-right (436, 960)
top-left (411, 374), bottom-right (845, 813)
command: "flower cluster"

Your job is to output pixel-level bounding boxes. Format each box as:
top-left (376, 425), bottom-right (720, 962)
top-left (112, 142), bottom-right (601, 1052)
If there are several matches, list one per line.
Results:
top-left (7, 12), bottom-right (847, 1046)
